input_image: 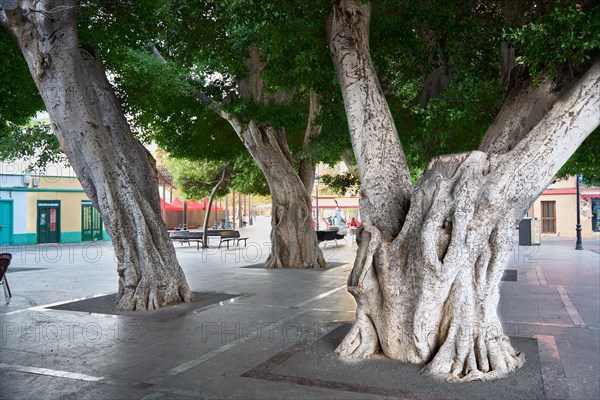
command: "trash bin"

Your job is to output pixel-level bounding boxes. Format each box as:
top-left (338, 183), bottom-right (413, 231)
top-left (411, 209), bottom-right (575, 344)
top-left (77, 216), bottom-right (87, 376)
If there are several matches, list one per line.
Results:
top-left (519, 218), bottom-right (541, 246)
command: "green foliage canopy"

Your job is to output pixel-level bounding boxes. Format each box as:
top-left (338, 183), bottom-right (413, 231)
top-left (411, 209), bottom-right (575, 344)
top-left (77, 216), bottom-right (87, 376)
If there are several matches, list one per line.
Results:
top-left (2, 0), bottom-right (598, 188)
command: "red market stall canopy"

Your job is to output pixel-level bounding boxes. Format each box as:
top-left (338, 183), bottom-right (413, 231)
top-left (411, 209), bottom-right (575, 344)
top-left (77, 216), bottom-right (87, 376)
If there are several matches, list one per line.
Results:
top-left (187, 200), bottom-right (223, 211)
top-left (160, 198), bottom-right (223, 211)
top-left (187, 201), bottom-right (205, 211)
top-left (311, 197), bottom-right (359, 209)
top-left (160, 198), bottom-right (183, 211)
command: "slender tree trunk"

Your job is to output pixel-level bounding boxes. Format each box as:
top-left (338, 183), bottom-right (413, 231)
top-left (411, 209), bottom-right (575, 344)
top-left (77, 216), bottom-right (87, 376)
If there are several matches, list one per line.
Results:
top-left (202, 163), bottom-right (231, 247)
top-left (298, 90), bottom-right (322, 194)
top-left (329, 0), bottom-right (600, 381)
top-left (2, 1), bottom-right (192, 311)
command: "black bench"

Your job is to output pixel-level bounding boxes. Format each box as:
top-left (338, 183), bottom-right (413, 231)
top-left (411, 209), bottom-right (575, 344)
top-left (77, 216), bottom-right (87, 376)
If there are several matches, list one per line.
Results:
top-left (169, 230), bottom-right (221, 250)
top-left (218, 230), bottom-right (249, 249)
top-left (316, 230), bottom-right (346, 246)
top-left (0, 253), bottom-right (12, 304)
top-left (170, 231), bottom-right (202, 250)
top-left (169, 230), bottom-right (248, 250)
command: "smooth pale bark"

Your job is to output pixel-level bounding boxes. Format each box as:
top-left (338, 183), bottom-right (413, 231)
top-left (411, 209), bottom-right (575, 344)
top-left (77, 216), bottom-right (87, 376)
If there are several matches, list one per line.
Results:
top-left (479, 69), bottom-right (570, 154)
top-left (329, 0), bottom-right (600, 382)
top-left (2, 1), bottom-right (192, 311)
top-left (328, 0), bottom-right (412, 240)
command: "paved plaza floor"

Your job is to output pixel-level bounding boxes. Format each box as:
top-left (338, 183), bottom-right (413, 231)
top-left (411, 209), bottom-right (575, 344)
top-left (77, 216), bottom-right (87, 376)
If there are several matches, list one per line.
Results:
top-left (0, 217), bottom-right (598, 399)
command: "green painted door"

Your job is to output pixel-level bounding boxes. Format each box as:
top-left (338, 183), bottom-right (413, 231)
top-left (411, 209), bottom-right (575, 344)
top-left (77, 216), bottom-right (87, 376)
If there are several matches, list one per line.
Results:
top-left (81, 201), bottom-right (103, 241)
top-left (0, 200), bottom-right (13, 246)
top-left (37, 201), bottom-right (61, 243)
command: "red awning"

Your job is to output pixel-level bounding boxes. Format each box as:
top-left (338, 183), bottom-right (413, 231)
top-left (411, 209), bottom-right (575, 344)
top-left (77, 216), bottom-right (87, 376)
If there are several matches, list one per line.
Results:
top-left (162, 198), bottom-right (224, 211)
top-left (171, 198), bottom-right (185, 209)
top-left (160, 198), bottom-right (184, 211)
top-left (187, 201), bottom-right (205, 211)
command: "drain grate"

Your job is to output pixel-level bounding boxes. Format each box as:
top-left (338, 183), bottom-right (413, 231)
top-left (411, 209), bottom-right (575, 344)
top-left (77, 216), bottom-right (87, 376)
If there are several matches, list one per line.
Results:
top-left (501, 269), bottom-right (518, 282)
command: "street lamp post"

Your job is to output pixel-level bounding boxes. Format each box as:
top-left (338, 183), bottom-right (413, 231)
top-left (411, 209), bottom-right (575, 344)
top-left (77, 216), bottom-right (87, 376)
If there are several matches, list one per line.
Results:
top-left (575, 175), bottom-right (583, 250)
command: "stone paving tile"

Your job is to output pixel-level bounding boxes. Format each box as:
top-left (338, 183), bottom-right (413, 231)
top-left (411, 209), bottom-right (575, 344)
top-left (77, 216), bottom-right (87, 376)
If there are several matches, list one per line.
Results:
top-left (1, 227), bottom-right (598, 399)
top-left (0, 370), bottom-right (149, 400)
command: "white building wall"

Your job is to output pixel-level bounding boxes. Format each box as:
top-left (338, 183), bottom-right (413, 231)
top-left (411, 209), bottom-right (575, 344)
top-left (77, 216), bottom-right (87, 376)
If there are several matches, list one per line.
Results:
top-left (0, 174), bottom-right (28, 234)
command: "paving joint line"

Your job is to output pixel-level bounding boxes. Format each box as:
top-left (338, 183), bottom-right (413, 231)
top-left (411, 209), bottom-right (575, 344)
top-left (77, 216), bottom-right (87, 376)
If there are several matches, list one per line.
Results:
top-left (144, 307), bottom-right (312, 385)
top-left (534, 334), bottom-right (570, 400)
top-left (535, 265), bottom-right (549, 286)
top-left (143, 285), bottom-right (347, 385)
top-left (555, 285), bottom-right (587, 328)
top-left (0, 362), bottom-right (219, 399)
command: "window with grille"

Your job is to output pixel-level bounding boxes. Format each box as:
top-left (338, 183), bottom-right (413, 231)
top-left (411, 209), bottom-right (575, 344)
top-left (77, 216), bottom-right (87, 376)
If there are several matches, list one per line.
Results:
top-left (541, 201), bottom-right (556, 234)
top-left (592, 198), bottom-right (600, 233)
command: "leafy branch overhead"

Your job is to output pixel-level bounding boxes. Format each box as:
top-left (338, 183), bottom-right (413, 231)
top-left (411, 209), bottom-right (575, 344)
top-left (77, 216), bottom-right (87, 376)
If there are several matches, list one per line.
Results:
top-left (320, 172), bottom-right (360, 196)
top-left (2, 0), bottom-right (598, 185)
top-left (505, 1), bottom-right (600, 81)
top-left (166, 157), bottom-right (232, 201)
top-left (0, 122), bottom-right (67, 172)
top-left (166, 153), bottom-right (269, 201)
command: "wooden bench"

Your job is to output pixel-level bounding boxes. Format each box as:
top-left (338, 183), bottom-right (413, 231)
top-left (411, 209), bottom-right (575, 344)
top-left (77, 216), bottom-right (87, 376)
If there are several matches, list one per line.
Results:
top-left (218, 230), bottom-right (249, 249)
top-left (169, 230), bottom-right (247, 250)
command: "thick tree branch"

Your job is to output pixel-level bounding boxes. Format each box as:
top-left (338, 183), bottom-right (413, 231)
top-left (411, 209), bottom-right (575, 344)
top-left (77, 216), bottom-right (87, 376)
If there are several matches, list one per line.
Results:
top-left (479, 68), bottom-right (571, 154)
top-left (491, 60), bottom-right (600, 224)
top-left (328, 0), bottom-right (412, 239)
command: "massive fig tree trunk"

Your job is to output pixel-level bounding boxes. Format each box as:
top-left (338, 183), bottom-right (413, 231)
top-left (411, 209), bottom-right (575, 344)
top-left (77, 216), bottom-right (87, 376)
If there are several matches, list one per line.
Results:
top-left (329, 0), bottom-right (600, 381)
top-left (243, 123), bottom-right (326, 269)
top-left (1, 1), bottom-right (192, 310)
top-left (210, 106), bottom-right (326, 269)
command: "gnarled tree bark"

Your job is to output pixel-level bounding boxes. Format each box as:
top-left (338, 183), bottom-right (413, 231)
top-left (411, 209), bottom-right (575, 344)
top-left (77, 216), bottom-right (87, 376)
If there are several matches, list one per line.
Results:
top-left (2, 1), bottom-right (192, 311)
top-left (211, 104), bottom-right (326, 269)
top-left (329, 0), bottom-right (600, 382)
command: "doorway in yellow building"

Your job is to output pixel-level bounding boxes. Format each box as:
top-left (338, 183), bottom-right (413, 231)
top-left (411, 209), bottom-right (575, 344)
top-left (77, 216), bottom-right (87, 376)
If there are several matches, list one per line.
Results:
top-left (0, 200), bottom-right (13, 246)
top-left (37, 201), bottom-right (61, 243)
top-left (81, 201), bottom-right (103, 241)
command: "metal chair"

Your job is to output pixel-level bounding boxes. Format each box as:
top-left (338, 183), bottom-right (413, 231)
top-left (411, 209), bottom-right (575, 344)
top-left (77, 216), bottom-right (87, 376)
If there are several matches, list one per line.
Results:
top-left (0, 253), bottom-right (12, 304)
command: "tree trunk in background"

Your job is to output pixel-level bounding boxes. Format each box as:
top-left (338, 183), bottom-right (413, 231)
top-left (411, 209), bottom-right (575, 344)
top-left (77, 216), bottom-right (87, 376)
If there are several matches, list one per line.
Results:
top-left (298, 90), bottom-right (322, 195)
top-left (2, 1), bottom-right (192, 311)
top-left (242, 123), bottom-right (326, 269)
top-left (207, 48), bottom-right (326, 269)
top-left (329, 0), bottom-right (600, 381)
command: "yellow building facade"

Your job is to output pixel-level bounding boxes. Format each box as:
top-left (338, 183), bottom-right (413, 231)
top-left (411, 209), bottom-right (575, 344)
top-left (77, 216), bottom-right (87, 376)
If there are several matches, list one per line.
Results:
top-left (529, 177), bottom-right (600, 238)
top-left (0, 174), bottom-right (108, 245)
